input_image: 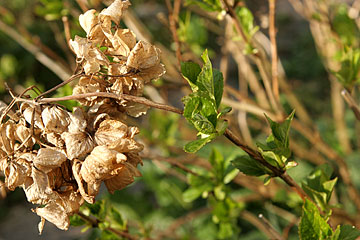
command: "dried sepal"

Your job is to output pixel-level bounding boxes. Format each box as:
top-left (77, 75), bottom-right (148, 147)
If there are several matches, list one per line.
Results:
top-left (41, 106), bottom-right (70, 133)
top-left (79, 9), bottom-right (104, 44)
top-left (15, 124), bottom-right (35, 149)
top-left (99, 0), bottom-right (131, 24)
top-left (4, 160), bottom-right (30, 190)
top-left (126, 40), bottom-right (161, 70)
top-left (80, 145), bottom-right (127, 184)
top-left (33, 201), bottom-right (70, 231)
top-left (22, 167), bottom-right (53, 205)
top-left (72, 160), bottom-right (95, 204)
top-left (73, 76), bottom-right (106, 106)
top-left (34, 148), bottom-right (67, 173)
top-left (69, 36), bottom-right (109, 74)
top-left (94, 119), bottom-right (128, 145)
top-left (45, 132), bottom-right (65, 148)
top-left (88, 103), bottom-right (127, 122)
top-left (123, 102), bottom-right (149, 118)
top-left (21, 103), bottom-right (44, 130)
top-left (0, 121), bottom-right (15, 154)
top-left (108, 29), bottom-right (137, 57)
top-left (68, 107), bottom-right (87, 133)
top-left (62, 132), bottom-right (94, 160)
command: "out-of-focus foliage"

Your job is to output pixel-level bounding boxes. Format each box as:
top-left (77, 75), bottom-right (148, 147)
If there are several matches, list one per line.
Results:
top-left (1, 0), bottom-right (360, 239)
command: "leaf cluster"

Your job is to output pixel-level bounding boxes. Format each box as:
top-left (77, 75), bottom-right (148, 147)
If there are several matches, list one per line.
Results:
top-left (182, 50), bottom-right (230, 153)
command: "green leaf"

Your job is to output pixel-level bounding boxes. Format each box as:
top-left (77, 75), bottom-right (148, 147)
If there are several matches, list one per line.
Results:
top-left (263, 176), bottom-right (271, 185)
top-left (231, 155), bottom-right (266, 176)
top-left (183, 92), bottom-right (218, 131)
top-left (181, 61), bottom-right (201, 91)
top-left (217, 107), bottom-right (232, 118)
top-left (209, 148), bottom-right (225, 176)
top-left (218, 222), bottom-right (234, 239)
top-left (197, 49), bottom-right (215, 99)
top-left (223, 168), bottom-right (239, 184)
top-left (302, 164), bottom-right (338, 211)
top-left (85, 200), bottom-right (107, 220)
top-left (265, 110), bottom-right (295, 148)
top-left (213, 69), bottom-right (224, 108)
top-left (236, 7), bottom-right (258, 38)
top-left (299, 199), bottom-right (333, 240)
top-left (192, 113), bottom-right (216, 134)
top-left (331, 225), bottom-right (360, 240)
top-left (70, 214), bottom-right (86, 226)
top-left (184, 134), bottom-right (217, 153)
top-left (109, 207), bottom-right (125, 229)
top-left (214, 185), bottom-right (226, 201)
top-left (183, 184), bottom-right (213, 202)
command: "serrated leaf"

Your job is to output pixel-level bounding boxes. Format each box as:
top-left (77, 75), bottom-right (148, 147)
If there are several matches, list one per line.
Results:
top-left (299, 199), bottom-right (333, 240)
top-left (183, 92), bottom-right (218, 131)
top-left (181, 61), bottom-right (201, 91)
top-left (265, 110), bottom-right (295, 148)
top-left (302, 165), bottom-right (337, 210)
top-left (184, 134), bottom-right (217, 153)
top-left (197, 49), bottom-right (215, 98)
top-left (302, 184), bottom-right (328, 211)
top-left (192, 113), bottom-right (215, 133)
top-left (231, 155), bottom-right (266, 176)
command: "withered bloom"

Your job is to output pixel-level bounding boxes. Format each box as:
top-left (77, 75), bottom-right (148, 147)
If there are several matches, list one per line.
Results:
top-left (0, 0), bottom-right (162, 233)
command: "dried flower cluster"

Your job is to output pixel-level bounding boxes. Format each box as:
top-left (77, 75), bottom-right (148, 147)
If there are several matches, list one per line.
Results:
top-left (0, 0), bottom-right (164, 233)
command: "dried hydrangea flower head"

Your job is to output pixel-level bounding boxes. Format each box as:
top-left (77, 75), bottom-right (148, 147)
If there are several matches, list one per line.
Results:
top-left (0, 0), bottom-right (163, 233)
top-left (70, 0), bottom-right (165, 117)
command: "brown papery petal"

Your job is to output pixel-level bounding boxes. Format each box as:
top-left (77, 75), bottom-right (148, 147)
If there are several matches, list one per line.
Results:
top-left (34, 148), bottom-right (67, 173)
top-left (99, 0), bottom-right (131, 24)
top-left (107, 138), bottom-right (144, 153)
top-left (80, 146), bottom-right (127, 184)
top-left (79, 9), bottom-right (98, 36)
top-left (62, 132), bottom-right (94, 160)
top-left (126, 40), bottom-right (161, 70)
top-left (72, 160), bottom-right (95, 204)
top-left (5, 162), bottom-right (29, 190)
top-left (33, 201), bottom-right (70, 231)
top-left (41, 106), bottom-right (70, 133)
top-left (94, 119), bottom-right (128, 146)
top-left (68, 107), bottom-right (87, 133)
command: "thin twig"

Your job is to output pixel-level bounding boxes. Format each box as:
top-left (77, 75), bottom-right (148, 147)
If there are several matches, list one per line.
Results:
top-left (221, 0), bottom-right (280, 113)
top-left (342, 89), bottom-right (360, 121)
top-left (224, 128), bottom-right (308, 200)
top-left (269, 0), bottom-right (279, 102)
top-left (241, 210), bottom-right (282, 240)
top-left (143, 154), bottom-right (199, 176)
top-left (62, 16), bottom-right (72, 49)
top-left (38, 92), bottom-right (184, 115)
top-left (258, 213), bottom-right (285, 240)
top-left (165, 0), bottom-right (182, 67)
